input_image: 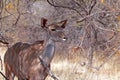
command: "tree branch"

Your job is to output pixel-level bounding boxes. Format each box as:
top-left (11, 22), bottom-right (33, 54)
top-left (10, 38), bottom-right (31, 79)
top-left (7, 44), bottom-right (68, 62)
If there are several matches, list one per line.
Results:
top-left (47, 0), bottom-right (83, 17)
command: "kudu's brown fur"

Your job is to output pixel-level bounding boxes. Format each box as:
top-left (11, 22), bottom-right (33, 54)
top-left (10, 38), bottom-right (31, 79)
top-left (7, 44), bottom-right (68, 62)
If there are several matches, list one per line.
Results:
top-left (4, 18), bottom-right (67, 80)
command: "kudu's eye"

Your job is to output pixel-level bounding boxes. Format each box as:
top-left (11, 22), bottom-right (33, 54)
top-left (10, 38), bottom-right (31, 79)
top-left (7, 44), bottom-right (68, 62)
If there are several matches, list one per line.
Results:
top-left (51, 29), bottom-right (56, 31)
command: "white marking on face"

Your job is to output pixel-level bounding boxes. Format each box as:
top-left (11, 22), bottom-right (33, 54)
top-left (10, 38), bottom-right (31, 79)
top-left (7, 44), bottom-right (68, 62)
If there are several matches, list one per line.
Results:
top-left (62, 38), bottom-right (66, 41)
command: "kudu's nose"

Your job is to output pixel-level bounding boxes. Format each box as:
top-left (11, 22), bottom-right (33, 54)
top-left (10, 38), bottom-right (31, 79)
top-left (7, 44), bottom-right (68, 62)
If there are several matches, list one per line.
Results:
top-left (62, 37), bottom-right (67, 41)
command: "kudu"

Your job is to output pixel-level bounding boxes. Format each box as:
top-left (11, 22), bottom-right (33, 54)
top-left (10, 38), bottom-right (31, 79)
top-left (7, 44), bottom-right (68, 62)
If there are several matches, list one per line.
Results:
top-left (4, 18), bottom-right (67, 80)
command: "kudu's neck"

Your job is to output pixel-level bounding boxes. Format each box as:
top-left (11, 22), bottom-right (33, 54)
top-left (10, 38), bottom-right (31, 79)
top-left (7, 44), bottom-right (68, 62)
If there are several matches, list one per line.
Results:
top-left (41, 37), bottom-right (55, 65)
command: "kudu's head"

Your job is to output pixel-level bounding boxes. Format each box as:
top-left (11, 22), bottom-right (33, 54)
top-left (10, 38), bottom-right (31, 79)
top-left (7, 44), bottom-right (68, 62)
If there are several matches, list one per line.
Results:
top-left (41, 18), bottom-right (67, 42)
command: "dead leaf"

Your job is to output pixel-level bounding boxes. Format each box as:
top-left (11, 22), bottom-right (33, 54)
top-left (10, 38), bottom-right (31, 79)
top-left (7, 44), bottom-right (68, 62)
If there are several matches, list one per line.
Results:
top-left (116, 15), bottom-right (120, 21)
top-left (5, 2), bottom-right (16, 11)
top-left (100, 0), bottom-right (104, 3)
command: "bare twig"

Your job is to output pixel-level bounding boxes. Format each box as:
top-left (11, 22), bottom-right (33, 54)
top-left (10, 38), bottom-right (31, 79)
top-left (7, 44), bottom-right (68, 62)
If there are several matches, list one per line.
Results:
top-left (77, 10), bottom-right (120, 22)
top-left (47, 0), bottom-right (83, 17)
top-left (93, 20), bottom-right (115, 32)
top-left (88, 0), bottom-right (96, 14)
top-left (13, 0), bottom-right (20, 25)
top-left (0, 34), bottom-right (9, 45)
top-left (4, 0), bottom-right (15, 16)
top-left (97, 45), bottom-right (120, 70)
top-left (92, 20), bottom-right (117, 48)
top-left (72, 0), bottom-right (88, 14)
top-left (0, 0), bottom-right (4, 14)
top-left (0, 71), bottom-right (8, 80)
top-left (0, 56), bottom-right (2, 70)
top-left (79, 22), bottom-right (91, 47)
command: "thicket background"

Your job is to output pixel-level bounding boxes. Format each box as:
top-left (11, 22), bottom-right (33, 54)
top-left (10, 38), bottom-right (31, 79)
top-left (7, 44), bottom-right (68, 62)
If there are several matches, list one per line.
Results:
top-left (0, 0), bottom-right (120, 80)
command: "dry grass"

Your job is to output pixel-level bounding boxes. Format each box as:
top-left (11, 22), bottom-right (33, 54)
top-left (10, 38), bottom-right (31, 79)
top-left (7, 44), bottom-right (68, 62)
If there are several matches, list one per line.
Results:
top-left (0, 48), bottom-right (120, 80)
top-left (46, 51), bottom-right (120, 80)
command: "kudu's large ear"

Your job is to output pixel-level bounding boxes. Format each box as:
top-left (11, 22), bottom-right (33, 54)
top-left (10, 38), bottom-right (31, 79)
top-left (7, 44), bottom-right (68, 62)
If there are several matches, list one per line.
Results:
top-left (41, 18), bottom-right (48, 28)
top-left (57, 20), bottom-right (67, 28)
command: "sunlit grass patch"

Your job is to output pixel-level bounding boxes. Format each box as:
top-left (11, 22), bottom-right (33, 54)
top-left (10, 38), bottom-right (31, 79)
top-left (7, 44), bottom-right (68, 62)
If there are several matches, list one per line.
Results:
top-left (46, 51), bottom-right (120, 80)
